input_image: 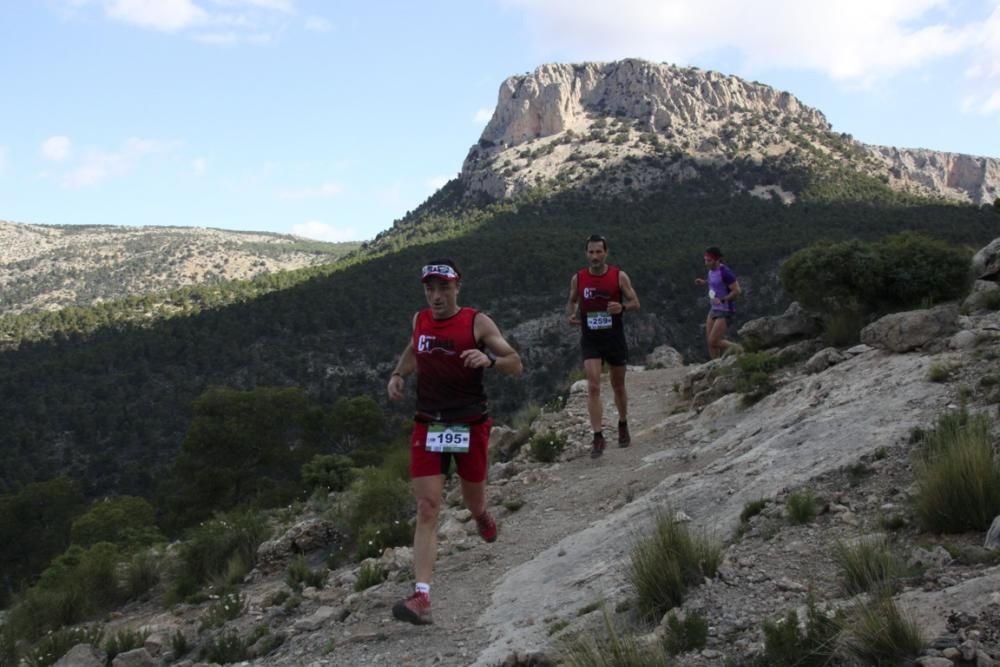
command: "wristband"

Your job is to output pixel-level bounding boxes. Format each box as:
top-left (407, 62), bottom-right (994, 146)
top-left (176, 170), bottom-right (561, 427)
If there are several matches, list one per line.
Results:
top-left (484, 349), bottom-right (497, 368)
top-left (392, 372), bottom-right (403, 378)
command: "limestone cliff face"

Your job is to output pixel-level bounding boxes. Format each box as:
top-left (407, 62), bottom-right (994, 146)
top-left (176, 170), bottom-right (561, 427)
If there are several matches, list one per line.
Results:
top-left (866, 145), bottom-right (1000, 204)
top-left (462, 59), bottom-right (1000, 205)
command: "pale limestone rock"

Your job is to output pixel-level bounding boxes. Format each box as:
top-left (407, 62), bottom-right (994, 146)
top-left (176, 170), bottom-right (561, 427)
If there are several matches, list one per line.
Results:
top-left (738, 302), bottom-right (822, 350)
top-left (860, 304), bottom-right (959, 352)
top-left (111, 648), bottom-right (154, 667)
top-left (972, 237), bottom-right (1000, 279)
top-left (985, 516), bottom-right (1000, 550)
top-left (53, 645), bottom-right (106, 667)
top-left (645, 344), bottom-right (684, 368)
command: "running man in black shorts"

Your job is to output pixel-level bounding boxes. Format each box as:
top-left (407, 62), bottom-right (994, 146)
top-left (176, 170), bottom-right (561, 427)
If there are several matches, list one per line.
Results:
top-left (566, 235), bottom-right (640, 458)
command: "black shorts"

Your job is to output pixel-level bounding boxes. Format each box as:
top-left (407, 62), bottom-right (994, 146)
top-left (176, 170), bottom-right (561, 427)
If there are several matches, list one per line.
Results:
top-left (581, 332), bottom-right (629, 366)
top-left (709, 310), bottom-right (735, 324)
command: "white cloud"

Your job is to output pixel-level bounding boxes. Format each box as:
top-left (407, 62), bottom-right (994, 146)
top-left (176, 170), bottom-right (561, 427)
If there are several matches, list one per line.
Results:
top-left (59, 0), bottom-right (294, 43)
top-left (960, 2), bottom-right (1000, 115)
top-left (304, 15), bottom-right (332, 32)
top-left (473, 108), bottom-right (494, 124)
top-left (291, 220), bottom-right (360, 242)
top-left (425, 175), bottom-right (450, 191)
top-left (503, 0), bottom-right (977, 84)
top-left (192, 157), bottom-right (208, 175)
top-left (277, 181), bottom-right (344, 199)
top-left (104, 0), bottom-right (207, 32)
top-left (41, 136), bottom-right (73, 162)
top-left (62, 137), bottom-right (172, 188)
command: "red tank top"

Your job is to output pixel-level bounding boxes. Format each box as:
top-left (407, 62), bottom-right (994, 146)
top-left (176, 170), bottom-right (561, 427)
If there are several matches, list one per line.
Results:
top-left (577, 265), bottom-right (623, 335)
top-left (413, 307), bottom-right (488, 420)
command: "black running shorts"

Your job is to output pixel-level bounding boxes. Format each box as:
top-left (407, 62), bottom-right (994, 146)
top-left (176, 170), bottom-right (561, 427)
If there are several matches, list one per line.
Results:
top-left (580, 331), bottom-right (629, 366)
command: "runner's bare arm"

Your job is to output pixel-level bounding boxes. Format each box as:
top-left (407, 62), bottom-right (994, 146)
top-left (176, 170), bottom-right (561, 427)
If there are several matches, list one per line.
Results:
top-left (387, 313), bottom-right (419, 400)
top-left (463, 314), bottom-right (523, 375)
top-left (723, 280), bottom-right (742, 302)
top-left (610, 271), bottom-right (640, 314)
top-left (566, 274), bottom-right (580, 325)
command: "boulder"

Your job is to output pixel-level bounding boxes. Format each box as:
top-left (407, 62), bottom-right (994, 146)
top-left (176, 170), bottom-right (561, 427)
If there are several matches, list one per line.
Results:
top-left (962, 279), bottom-right (1000, 312)
top-left (985, 515), bottom-right (1000, 550)
top-left (645, 344), bottom-right (684, 368)
top-left (860, 304), bottom-right (959, 352)
top-left (257, 518), bottom-right (345, 570)
top-left (971, 237), bottom-right (1000, 279)
top-left (804, 347), bottom-right (846, 374)
top-left (111, 648), bottom-right (155, 667)
top-left (53, 644), bottom-right (107, 667)
top-left (738, 302), bottom-right (822, 350)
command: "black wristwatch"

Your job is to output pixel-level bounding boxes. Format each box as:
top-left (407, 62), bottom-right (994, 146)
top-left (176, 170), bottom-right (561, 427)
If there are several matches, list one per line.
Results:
top-left (484, 349), bottom-right (497, 368)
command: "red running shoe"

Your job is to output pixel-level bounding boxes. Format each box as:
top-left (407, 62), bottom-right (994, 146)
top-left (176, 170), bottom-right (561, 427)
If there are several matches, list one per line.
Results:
top-left (590, 432), bottom-right (606, 459)
top-left (392, 591), bottom-right (433, 625)
top-left (475, 510), bottom-right (497, 543)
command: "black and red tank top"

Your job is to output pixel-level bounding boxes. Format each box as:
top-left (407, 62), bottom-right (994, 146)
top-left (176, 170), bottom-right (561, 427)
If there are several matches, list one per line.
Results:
top-left (413, 307), bottom-right (488, 421)
top-left (577, 265), bottom-right (623, 335)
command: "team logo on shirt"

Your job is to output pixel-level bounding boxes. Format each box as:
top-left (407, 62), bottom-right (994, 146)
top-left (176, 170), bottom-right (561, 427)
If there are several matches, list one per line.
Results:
top-left (583, 287), bottom-right (610, 299)
top-left (417, 335), bottom-right (456, 354)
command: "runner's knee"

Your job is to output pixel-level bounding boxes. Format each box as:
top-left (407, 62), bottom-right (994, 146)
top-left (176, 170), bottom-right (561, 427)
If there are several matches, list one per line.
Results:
top-left (415, 496), bottom-right (441, 523)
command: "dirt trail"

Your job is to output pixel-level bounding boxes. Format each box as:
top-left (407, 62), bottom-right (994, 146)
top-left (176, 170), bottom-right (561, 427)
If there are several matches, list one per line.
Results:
top-left (315, 366), bottom-right (697, 666)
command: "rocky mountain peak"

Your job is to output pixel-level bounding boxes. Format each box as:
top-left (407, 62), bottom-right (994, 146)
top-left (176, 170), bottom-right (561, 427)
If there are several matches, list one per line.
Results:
top-left (461, 59), bottom-right (1000, 206)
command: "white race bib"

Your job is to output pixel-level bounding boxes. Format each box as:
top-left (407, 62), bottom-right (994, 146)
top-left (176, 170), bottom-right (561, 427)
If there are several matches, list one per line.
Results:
top-left (586, 311), bottom-right (612, 330)
top-left (425, 423), bottom-right (471, 453)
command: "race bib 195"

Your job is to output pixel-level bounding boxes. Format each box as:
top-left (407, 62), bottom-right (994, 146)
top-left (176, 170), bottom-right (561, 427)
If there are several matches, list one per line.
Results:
top-left (425, 423), bottom-right (471, 453)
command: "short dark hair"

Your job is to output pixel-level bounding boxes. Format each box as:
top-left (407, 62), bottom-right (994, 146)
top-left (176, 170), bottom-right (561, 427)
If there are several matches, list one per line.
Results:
top-left (585, 234), bottom-right (607, 250)
top-left (704, 246), bottom-right (723, 260)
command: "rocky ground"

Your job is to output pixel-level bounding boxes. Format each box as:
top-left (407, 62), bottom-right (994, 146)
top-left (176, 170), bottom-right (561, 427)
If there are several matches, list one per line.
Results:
top-left (64, 300), bottom-right (1000, 667)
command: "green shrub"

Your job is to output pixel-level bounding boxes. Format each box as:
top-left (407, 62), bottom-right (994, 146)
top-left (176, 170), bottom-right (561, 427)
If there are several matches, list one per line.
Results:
top-left (105, 627), bottom-right (150, 663)
top-left (345, 468), bottom-right (412, 559)
top-left (627, 511), bottom-right (721, 621)
top-left (124, 550), bottom-right (160, 600)
top-left (286, 556), bottom-right (328, 592)
top-left (70, 496), bottom-right (164, 550)
top-left (757, 603), bottom-right (839, 667)
top-left (786, 490), bottom-right (817, 525)
top-left (167, 510), bottom-right (270, 602)
top-left (780, 233), bottom-right (971, 329)
top-left (833, 537), bottom-right (903, 595)
top-left (663, 610), bottom-right (708, 655)
top-left (20, 625), bottom-right (103, 667)
top-left (347, 468), bottom-right (412, 536)
top-left (200, 591), bottom-right (247, 630)
top-left (201, 629), bottom-right (249, 664)
top-left (734, 352), bottom-right (782, 403)
top-left (301, 454), bottom-right (355, 493)
top-left (739, 498), bottom-right (768, 524)
top-left (355, 520), bottom-right (412, 561)
top-left (170, 629), bottom-right (190, 658)
top-left (561, 611), bottom-right (671, 667)
top-left (843, 597), bottom-right (923, 665)
top-left (915, 411), bottom-right (1000, 532)
top-left (529, 431), bottom-right (568, 463)
top-left (354, 561), bottom-right (387, 592)
top-left (926, 362), bottom-right (955, 383)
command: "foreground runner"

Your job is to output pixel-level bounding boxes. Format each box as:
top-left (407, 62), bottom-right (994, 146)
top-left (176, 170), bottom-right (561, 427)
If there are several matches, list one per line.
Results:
top-left (566, 234), bottom-right (640, 459)
top-left (387, 259), bottom-right (522, 625)
top-left (695, 246), bottom-right (742, 358)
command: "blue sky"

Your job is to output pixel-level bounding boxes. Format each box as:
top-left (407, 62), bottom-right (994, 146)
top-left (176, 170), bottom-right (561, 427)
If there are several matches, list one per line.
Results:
top-left (1, 1), bottom-right (998, 242)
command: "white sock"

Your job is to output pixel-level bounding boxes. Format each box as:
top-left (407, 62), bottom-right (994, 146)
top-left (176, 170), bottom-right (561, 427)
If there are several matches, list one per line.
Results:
top-left (415, 582), bottom-right (430, 595)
